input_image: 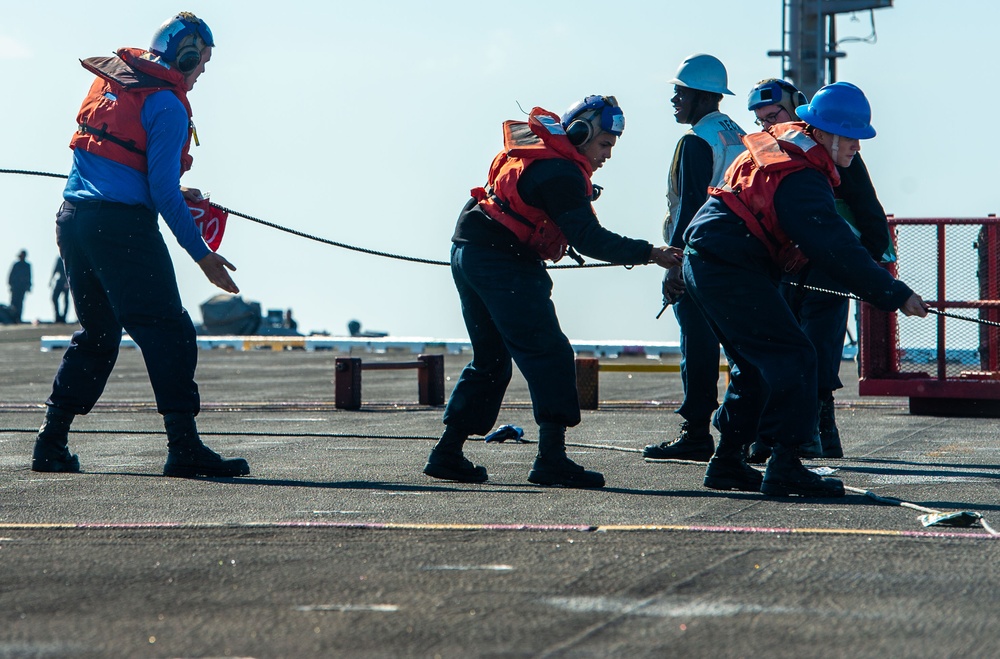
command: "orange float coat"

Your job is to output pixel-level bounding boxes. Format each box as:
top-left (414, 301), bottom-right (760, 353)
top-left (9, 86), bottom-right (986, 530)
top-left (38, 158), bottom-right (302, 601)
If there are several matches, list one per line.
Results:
top-left (471, 108), bottom-right (594, 262)
top-left (709, 122), bottom-right (840, 272)
top-left (69, 47), bottom-right (194, 175)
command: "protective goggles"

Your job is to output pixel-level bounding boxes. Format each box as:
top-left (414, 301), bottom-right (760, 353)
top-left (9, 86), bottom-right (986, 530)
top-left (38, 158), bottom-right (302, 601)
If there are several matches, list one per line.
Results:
top-left (186, 16), bottom-right (215, 49)
top-left (747, 81), bottom-right (789, 111)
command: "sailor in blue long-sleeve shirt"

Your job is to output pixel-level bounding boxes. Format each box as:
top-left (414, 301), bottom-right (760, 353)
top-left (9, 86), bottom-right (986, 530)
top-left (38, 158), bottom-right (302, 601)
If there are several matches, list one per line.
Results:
top-left (32, 12), bottom-right (249, 479)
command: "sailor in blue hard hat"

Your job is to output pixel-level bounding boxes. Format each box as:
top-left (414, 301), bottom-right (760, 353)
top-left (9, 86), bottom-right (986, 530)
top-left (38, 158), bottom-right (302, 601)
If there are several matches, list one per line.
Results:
top-left (796, 81), bottom-right (875, 167)
top-left (741, 79), bottom-right (896, 464)
top-left (677, 81), bottom-right (928, 499)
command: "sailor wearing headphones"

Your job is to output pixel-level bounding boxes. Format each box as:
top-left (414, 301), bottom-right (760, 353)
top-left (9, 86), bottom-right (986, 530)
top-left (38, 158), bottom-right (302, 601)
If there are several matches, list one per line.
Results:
top-left (33, 13), bottom-right (248, 479)
top-left (423, 95), bottom-right (681, 489)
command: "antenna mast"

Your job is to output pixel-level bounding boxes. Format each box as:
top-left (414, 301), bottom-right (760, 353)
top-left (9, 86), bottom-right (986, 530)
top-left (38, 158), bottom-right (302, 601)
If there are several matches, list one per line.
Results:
top-left (768, 0), bottom-right (893, 98)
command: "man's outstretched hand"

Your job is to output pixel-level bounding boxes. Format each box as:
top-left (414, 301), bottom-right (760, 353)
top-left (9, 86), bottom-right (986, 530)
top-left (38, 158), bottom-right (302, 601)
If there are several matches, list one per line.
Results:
top-left (198, 252), bottom-right (239, 294)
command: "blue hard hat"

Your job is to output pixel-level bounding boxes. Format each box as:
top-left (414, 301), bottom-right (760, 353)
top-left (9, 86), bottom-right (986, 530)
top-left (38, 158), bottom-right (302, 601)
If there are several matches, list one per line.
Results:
top-left (795, 82), bottom-right (876, 139)
top-left (150, 12), bottom-right (215, 63)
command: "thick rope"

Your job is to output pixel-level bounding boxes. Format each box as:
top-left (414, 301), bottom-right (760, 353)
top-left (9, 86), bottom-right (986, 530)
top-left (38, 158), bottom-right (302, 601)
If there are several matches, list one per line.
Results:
top-left (0, 425), bottom-right (631, 454)
top-left (844, 485), bottom-right (998, 536)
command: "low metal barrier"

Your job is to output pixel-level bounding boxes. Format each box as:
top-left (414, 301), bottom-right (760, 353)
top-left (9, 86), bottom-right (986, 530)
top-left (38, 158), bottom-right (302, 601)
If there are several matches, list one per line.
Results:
top-left (575, 357), bottom-right (729, 410)
top-left (335, 354), bottom-right (445, 410)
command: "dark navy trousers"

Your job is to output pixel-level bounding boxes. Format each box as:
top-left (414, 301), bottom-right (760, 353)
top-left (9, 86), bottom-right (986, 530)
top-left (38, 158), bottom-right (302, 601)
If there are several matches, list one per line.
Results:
top-left (671, 291), bottom-right (722, 426)
top-left (683, 251), bottom-right (818, 450)
top-left (780, 268), bottom-right (849, 395)
top-left (442, 243), bottom-right (580, 435)
top-left (48, 200), bottom-right (200, 415)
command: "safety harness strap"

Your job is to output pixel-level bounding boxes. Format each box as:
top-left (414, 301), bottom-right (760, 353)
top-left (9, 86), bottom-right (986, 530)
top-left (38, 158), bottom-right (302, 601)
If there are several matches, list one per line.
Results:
top-left (76, 123), bottom-right (146, 156)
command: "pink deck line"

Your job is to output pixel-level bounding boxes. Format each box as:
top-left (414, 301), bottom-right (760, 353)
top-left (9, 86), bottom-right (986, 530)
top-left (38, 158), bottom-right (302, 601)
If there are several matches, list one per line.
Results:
top-left (1, 521), bottom-right (996, 539)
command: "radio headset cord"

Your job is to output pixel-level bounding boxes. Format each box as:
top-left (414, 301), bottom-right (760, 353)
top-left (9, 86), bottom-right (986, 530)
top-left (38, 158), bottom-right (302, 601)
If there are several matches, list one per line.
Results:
top-left (0, 168), bottom-right (629, 271)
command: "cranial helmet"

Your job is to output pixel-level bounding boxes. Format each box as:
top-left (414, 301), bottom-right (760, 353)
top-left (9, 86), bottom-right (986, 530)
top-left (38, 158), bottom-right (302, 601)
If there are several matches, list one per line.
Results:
top-left (795, 82), bottom-right (876, 139)
top-left (747, 78), bottom-right (808, 117)
top-left (560, 95), bottom-right (625, 146)
top-left (149, 12), bottom-right (215, 73)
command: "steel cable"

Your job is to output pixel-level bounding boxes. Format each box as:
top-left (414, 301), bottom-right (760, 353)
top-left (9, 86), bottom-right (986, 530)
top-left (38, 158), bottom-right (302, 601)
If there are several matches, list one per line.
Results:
top-left (844, 485), bottom-right (998, 536)
top-left (1, 167), bottom-right (626, 270)
top-left (788, 280), bottom-right (1000, 329)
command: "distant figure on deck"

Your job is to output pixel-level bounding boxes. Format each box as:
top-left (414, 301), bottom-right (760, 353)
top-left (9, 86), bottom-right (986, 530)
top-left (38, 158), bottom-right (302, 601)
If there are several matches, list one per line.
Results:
top-left (423, 95), bottom-right (681, 489)
top-left (50, 257), bottom-right (71, 324)
top-left (31, 12), bottom-right (249, 479)
top-left (8, 249), bottom-right (31, 323)
top-left (348, 319), bottom-right (388, 338)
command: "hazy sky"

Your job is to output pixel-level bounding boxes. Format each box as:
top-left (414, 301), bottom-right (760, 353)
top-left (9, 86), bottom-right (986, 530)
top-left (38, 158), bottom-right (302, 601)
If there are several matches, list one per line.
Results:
top-left (2, 1), bottom-right (996, 342)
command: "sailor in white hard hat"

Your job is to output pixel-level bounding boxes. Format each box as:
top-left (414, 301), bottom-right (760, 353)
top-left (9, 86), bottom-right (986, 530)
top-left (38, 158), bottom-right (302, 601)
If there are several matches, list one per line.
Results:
top-left (642, 53), bottom-right (747, 463)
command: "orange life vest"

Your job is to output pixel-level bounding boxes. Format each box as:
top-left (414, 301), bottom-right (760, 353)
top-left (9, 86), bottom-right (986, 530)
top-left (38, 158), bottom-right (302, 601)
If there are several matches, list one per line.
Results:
top-left (470, 107), bottom-right (594, 262)
top-left (69, 47), bottom-right (194, 175)
top-left (708, 122), bottom-right (840, 272)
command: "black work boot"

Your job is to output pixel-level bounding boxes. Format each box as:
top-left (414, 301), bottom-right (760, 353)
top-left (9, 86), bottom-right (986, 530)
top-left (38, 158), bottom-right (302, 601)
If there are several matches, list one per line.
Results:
top-left (746, 441), bottom-right (772, 465)
top-left (703, 438), bottom-right (762, 492)
top-left (528, 423), bottom-right (604, 488)
top-left (642, 421), bottom-right (715, 462)
top-left (796, 430), bottom-right (824, 459)
top-left (423, 448), bottom-right (488, 483)
top-left (31, 406), bottom-right (80, 473)
top-left (796, 396), bottom-right (828, 459)
top-left (818, 396), bottom-right (843, 458)
top-left (163, 413), bottom-right (250, 478)
top-left (760, 446), bottom-right (845, 498)
top-left (423, 427), bottom-right (487, 483)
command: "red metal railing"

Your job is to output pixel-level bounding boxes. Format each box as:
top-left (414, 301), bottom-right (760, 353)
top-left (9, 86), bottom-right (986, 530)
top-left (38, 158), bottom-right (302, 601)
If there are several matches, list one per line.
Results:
top-left (858, 215), bottom-right (1000, 414)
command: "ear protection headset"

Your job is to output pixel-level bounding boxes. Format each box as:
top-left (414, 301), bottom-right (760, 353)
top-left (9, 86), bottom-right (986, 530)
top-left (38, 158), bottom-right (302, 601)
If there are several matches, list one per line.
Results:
top-left (747, 79), bottom-right (807, 112)
top-left (565, 118), bottom-right (594, 147)
top-left (176, 42), bottom-right (203, 73)
top-left (561, 95), bottom-right (625, 146)
top-left (150, 12), bottom-right (214, 74)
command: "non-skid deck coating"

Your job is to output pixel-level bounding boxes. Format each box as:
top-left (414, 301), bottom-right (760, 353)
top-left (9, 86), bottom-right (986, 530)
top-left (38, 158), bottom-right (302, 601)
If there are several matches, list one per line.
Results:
top-left (2, 325), bottom-right (998, 658)
top-left (0, 520), bottom-right (997, 540)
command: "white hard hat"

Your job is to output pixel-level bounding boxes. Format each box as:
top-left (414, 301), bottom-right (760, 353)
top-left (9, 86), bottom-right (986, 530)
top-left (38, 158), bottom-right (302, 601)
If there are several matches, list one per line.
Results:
top-left (668, 53), bottom-right (733, 95)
